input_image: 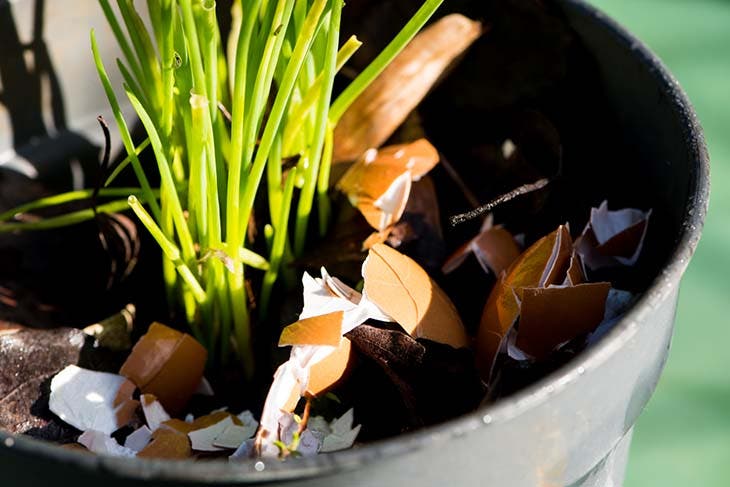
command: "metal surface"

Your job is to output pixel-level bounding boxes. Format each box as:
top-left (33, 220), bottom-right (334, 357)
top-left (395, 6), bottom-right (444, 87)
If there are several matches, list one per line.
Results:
top-left (0, 0), bottom-right (709, 486)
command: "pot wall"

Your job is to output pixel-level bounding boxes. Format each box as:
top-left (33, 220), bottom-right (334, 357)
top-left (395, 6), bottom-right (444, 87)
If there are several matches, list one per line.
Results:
top-left (0, 1), bottom-right (708, 486)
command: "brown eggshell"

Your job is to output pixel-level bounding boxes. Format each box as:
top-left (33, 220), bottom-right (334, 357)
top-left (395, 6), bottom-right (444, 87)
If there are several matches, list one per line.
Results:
top-left (564, 250), bottom-right (585, 286)
top-left (364, 243), bottom-right (468, 349)
top-left (472, 226), bottom-right (522, 276)
top-left (475, 225), bottom-right (573, 378)
top-left (337, 139), bottom-right (440, 232)
top-left (162, 412), bottom-right (243, 436)
top-left (112, 378), bottom-right (140, 430)
top-left (305, 338), bottom-right (354, 397)
top-left (137, 427), bottom-right (192, 460)
top-left (278, 311), bottom-right (344, 347)
top-left (119, 322), bottom-right (207, 414)
top-left (596, 219), bottom-right (648, 258)
top-left (332, 15), bottom-right (483, 163)
top-left (516, 282), bottom-right (611, 358)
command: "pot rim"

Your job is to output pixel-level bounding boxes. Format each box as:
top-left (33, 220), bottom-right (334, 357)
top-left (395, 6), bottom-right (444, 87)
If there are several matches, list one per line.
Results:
top-left (0, 0), bottom-right (710, 483)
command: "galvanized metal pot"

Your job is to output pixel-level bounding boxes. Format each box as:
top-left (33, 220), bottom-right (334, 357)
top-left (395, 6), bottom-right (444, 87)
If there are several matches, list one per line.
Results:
top-left (0, 0), bottom-right (709, 486)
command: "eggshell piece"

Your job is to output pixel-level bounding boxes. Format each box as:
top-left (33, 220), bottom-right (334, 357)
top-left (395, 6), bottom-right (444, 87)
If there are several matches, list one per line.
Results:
top-left (119, 322), bottom-right (207, 413)
top-left (475, 225), bottom-right (573, 378)
top-left (305, 338), bottom-right (354, 396)
top-left (516, 282), bottom-right (611, 358)
top-left (278, 311), bottom-right (345, 347)
top-left (364, 243), bottom-right (468, 349)
top-left (137, 427), bottom-right (192, 460)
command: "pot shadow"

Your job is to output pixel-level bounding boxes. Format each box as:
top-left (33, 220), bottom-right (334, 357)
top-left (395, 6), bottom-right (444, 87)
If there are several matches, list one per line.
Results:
top-left (0, 1), bottom-right (167, 329)
top-left (0, 0), bottom-right (100, 204)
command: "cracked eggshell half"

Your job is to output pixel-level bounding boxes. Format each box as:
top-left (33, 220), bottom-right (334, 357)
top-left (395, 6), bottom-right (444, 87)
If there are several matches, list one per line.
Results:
top-left (119, 322), bottom-right (207, 413)
top-left (363, 243), bottom-right (468, 349)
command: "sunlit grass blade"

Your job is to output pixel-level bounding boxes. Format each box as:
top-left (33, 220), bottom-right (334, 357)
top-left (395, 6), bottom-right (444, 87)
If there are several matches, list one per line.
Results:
top-left (0, 199), bottom-right (131, 232)
top-left (128, 195), bottom-right (206, 305)
top-left (0, 187), bottom-right (156, 223)
top-left (125, 87), bottom-right (197, 264)
top-left (104, 137), bottom-right (151, 186)
top-left (294, 0), bottom-right (342, 255)
top-left (98, 0), bottom-right (145, 88)
top-left (91, 29), bottom-right (161, 221)
top-left (260, 167), bottom-right (297, 317)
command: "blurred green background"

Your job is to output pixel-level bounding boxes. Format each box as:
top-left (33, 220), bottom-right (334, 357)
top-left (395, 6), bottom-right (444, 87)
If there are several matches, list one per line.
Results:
top-left (588, 1), bottom-right (730, 485)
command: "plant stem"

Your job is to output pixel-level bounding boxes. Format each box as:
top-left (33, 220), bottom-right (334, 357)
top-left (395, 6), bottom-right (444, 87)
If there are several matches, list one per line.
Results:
top-left (294, 0), bottom-right (342, 255)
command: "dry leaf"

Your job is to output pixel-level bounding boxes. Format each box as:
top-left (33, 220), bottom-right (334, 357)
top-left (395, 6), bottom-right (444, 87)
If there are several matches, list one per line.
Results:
top-left (194, 377), bottom-right (215, 396)
top-left (164, 411), bottom-right (243, 435)
top-left (476, 225), bottom-right (572, 377)
top-left (306, 339), bottom-right (354, 396)
top-left (333, 14), bottom-right (483, 163)
top-left (515, 283), bottom-right (611, 358)
top-left (364, 243), bottom-right (468, 349)
top-left (119, 322), bottom-right (207, 413)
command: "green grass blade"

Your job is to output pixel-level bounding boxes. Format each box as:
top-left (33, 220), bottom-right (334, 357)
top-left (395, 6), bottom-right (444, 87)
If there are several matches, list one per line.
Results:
top-left (91, 29), bottom-right (161, 220)
top-left (125, 87), bottom-right (197, 264)
top-left (0, 187), bottom-right (157, 223)
top-left (128, 195), bottom-right (207, 304)
top-left (294, 0), bottom-right (342, 255)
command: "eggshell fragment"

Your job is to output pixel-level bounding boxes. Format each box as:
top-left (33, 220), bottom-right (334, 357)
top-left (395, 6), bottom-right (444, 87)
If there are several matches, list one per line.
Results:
top-left (337, 139), bottom-right (440, 238)
top-left (119, 322), bottom-right (207, 413)
top-left (305, 339), bottom-right (354, 396)
top-left (364, 243), bottom-right (468, 349)
top-left (49, 365), bottom-right (139, 435)
top-left (140, 394), bottom-right (171, 432)
top-left (212, 424), bottom-right (257, 449)
top-left (333, 15), bottom-right (483, 163)
top-left (279, 312), bottom-right (345, 347)
top-left (476, 226), bottom-right (572, 377)
top-left (137, 427), bottom-right (191, 460)
top-left (515, 282), bottom-right (611, 358)
top-left (575, 201), bottom-right (652, 270)
top-left (188, 415), bottom-right (235, 452)
top-left (124, 425), bottom-right (153, 452)
top-left (443, 217), bottom-right (521, 276)
top-left (78, 430), bottom-right (136, 457)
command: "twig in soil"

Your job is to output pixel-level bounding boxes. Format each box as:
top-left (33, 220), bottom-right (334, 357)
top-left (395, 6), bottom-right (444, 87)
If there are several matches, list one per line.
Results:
top-left (449, 177), bottom-right (551, 226)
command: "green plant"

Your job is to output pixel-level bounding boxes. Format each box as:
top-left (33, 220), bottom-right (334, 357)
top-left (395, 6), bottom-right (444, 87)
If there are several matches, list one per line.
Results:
top-left (0, 0), bottom-right (443, 378)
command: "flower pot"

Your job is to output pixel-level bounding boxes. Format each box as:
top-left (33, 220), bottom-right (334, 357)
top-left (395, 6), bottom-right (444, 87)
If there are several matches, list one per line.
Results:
top-left (0, 0), bottom-right (708, 486)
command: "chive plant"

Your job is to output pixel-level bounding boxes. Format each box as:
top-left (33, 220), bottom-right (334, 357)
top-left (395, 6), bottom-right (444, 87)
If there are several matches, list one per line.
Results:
top-left (0, 0), bottom-right (443, 378)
